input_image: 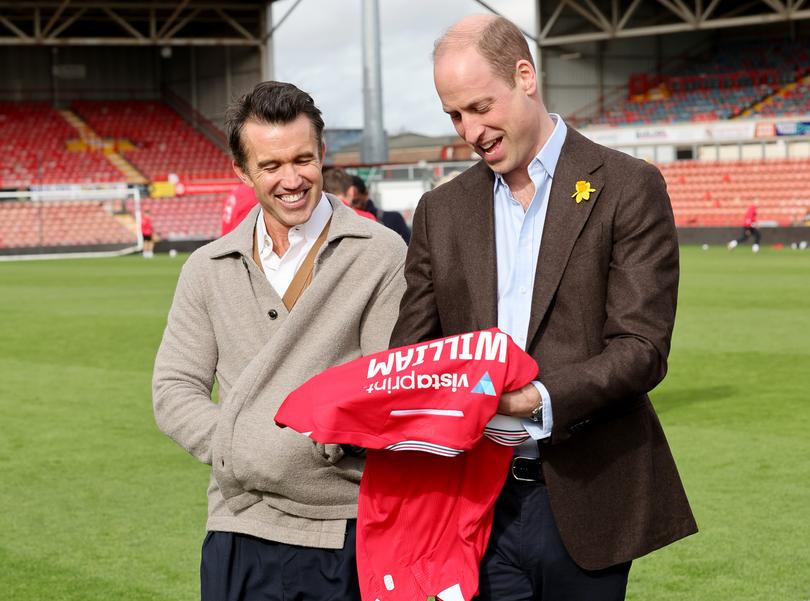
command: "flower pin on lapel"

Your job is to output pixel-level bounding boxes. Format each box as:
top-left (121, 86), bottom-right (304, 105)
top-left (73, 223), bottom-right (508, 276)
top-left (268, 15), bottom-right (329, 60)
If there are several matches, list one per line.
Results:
top-left (572, 180), bottom-right (597, 204)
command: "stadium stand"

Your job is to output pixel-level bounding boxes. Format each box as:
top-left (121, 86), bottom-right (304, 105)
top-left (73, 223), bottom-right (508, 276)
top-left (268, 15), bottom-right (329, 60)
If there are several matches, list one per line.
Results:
top-left (747, 76), bottom-right (810, 118)
top-left (591, 39), bottom-right (810, 127)
top-left (660, 158), bottom-right (810, 227)
top-left (72, 100), bottom-right (232, 182)
top-left (132, 194), bottom-right (222, 241)
top-left (0, 201), bottom-right (132, 249)
top-left (0, 102), bottom-right (123, 188)
top-left (2, 35), bottom-right (807, 253)
top-left (596, 85), bottom-right (772, 126)
top-left (0, 97), bottom-right (228, 251)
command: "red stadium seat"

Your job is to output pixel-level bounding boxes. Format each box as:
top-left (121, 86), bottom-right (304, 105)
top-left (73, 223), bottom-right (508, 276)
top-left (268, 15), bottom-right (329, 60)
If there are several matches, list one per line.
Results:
top-left (0, 102), bottom-right (122, 187)
top-left (659, 157), bottom-right (810, 226)
top-left (72, 100), bottom-right (233, 182)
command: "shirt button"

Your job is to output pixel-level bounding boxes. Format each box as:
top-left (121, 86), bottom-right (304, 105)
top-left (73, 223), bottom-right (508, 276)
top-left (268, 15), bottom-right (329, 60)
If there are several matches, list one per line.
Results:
top-left (268, 309), bottom-right (278, 319)
top-left (519, 286), bottom-right (527, 294)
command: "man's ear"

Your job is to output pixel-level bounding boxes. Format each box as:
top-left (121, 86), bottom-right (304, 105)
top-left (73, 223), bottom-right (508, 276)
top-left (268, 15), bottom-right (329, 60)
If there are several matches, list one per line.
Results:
top-left (515, 59), bottom-right (537, 96)
top-left (346, 185), bottom-right (357, 203)
top-left (232, 161), bottom-right (253, 187)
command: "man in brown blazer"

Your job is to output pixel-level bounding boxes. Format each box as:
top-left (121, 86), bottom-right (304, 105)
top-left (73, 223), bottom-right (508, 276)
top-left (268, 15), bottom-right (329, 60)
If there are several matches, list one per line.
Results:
top-left (390, 15), bottom-right (697, 601)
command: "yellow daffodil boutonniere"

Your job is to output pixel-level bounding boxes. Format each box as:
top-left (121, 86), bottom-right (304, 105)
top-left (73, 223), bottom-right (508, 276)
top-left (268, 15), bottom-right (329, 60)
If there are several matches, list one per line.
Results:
top-left (572, 180), bottom-right (597, 204)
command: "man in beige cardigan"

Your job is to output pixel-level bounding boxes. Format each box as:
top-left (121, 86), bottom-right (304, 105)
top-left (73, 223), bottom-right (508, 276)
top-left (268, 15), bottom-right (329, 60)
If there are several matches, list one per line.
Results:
top-left (153, 81), bottom-right (406, 600)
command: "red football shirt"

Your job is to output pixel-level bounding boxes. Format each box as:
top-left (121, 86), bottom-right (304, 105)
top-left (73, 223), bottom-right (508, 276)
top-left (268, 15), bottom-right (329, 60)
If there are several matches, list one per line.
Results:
top-left (743, 204), bottom-right (757, 228)
top-left (140, 214), bottom-right (153, 237)
top-left (276, 329), bottom-right (538, 601)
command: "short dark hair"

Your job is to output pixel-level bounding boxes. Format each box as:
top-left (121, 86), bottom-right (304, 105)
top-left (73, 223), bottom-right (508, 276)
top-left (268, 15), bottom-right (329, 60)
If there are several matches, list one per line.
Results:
top-left (322, 167), bottom-right (353, 196)
top-left (226, 81), bottom-right (325, 170)
top-left (350, 174), bottom-right (367, 195)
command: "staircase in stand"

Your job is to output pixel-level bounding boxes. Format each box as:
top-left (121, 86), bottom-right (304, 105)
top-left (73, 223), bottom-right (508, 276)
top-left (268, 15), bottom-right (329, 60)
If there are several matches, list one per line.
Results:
top-left (58, 109), bottom-right (148, 185)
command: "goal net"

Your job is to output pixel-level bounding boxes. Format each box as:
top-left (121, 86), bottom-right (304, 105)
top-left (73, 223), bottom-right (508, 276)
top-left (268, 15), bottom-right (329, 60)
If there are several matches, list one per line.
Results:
top-left (0, 186), bottom-right (143, 261)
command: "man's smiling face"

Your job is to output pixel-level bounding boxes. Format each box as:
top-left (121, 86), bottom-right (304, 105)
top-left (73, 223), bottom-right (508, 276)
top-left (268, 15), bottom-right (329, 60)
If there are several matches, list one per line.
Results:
top-left (434, 45), bottom-right (541, 183)
top-left (234, 114), bottom-right (325, 234)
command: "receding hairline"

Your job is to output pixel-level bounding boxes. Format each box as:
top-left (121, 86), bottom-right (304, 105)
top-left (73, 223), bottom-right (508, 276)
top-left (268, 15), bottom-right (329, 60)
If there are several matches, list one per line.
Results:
top-left (433, 14), bottom-right (496, 60)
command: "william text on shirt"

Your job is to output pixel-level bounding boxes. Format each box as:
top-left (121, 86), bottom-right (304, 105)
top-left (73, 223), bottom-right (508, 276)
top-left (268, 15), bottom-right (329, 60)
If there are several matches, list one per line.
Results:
top-left (274, 328), bottom-right (538, 454)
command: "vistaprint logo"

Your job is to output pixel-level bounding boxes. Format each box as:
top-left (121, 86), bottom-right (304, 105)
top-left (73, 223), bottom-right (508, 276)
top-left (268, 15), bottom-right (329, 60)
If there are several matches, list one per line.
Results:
top-left (363, 331), bottom-right (508, 394)
top-left (365, 372), bottom-right (469, 394)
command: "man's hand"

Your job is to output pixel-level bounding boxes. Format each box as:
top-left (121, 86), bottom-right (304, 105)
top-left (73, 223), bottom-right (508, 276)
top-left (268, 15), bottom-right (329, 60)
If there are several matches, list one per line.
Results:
top-left (498, 383), bottom-right (540, 418)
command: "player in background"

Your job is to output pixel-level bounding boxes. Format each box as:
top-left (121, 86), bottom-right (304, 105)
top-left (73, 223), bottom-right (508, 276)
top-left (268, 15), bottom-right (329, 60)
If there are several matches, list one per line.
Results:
top-left (221, 182), bottom-right (258, 237)
top-left (728, 200), bottom-right (761, 252)
top-left (141, 209), bottom-right (155, 258)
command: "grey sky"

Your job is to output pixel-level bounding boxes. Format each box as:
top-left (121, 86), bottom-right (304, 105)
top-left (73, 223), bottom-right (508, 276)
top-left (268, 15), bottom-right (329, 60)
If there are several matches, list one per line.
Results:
top-left (271, 0), bottom-right (536, 137)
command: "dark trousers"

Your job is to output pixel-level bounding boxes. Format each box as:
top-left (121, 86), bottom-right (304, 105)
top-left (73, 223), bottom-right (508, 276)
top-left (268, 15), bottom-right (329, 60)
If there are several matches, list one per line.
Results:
top-left (477, 477), bottom-right (631, 601)
top-left (200, 521), bottom-right (361, 601)
top-left (736, 226), bottom-right (761, 245)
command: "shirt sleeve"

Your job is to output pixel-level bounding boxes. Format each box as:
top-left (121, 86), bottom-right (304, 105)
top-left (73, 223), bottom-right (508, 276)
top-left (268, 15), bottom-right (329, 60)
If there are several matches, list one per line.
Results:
top-left (152, 257), bottom-right (220, 464)
top-left (523, 380), bottom-right (553, 440)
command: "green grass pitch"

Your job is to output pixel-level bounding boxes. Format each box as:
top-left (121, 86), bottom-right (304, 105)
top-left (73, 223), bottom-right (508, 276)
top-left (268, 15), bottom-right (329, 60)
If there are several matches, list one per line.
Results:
top-left (1, 246), bottom-right (809, 600)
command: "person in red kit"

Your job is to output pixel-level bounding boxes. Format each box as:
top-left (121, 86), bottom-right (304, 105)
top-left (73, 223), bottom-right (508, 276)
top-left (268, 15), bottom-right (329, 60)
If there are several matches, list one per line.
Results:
top-left (727, 200), bottom-right (761, 252)
top-left (276, 328), bottom-right (539, 601)
top-left (221, 182), bottom-right (258, 236)
top-left (141, 209), bottom-right (155, 258)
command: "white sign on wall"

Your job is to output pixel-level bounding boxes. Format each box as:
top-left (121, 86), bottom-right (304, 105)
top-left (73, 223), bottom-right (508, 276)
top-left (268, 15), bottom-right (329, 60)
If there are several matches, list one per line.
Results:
top-left (52, 64), bottom-right (87, 79)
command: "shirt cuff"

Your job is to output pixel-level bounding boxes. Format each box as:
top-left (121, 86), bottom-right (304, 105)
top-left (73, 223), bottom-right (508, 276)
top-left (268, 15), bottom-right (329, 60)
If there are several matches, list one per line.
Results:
top-left (523, 380), bottom-right (553, 440)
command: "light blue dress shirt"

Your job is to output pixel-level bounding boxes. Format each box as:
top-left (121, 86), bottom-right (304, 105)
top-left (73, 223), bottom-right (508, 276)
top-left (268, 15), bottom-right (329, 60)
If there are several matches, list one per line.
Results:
top-left (494, 114), bottom-right (567, 446)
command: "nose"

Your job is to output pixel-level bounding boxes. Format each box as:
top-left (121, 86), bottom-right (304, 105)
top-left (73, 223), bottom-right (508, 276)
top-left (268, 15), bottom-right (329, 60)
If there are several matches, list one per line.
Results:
top-left (461, 114), bottom-right (484, 146)
top-left (278, 163), bottom-right (303, 189)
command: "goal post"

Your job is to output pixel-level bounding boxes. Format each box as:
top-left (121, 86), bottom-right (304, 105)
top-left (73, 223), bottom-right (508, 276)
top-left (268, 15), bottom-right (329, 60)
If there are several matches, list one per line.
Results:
top-left (0, 186), bottom-right (144, 261)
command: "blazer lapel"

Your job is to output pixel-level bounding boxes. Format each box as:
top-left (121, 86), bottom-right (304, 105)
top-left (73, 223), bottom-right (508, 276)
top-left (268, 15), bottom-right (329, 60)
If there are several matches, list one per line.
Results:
top-left (526, 129), bottom-right (604, 347)
top-left (455, 162), bottom-right (498, 331)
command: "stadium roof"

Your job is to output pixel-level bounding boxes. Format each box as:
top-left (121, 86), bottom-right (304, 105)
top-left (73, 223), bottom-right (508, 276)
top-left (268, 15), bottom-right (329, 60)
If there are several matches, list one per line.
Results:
top-left (531, 0), bottom-right (810, 47)
top-left (0, 0), bottom-right (289, 46)
top-left (3, 1), bottom-right (808, 48)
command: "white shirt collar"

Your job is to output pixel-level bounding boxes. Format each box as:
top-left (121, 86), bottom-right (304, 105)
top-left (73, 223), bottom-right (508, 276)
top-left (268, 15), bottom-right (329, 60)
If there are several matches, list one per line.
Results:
top-left (256, 192), bottom-right (332, 260)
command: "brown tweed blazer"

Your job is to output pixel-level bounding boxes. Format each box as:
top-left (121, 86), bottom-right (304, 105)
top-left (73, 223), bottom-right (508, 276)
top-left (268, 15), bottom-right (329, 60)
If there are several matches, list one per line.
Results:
top-left (390, 127), bottom-right (697, 570)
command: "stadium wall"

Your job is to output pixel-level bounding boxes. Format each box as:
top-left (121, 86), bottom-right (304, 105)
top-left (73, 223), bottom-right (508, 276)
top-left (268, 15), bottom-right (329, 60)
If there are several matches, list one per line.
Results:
top-left (0, 46), bottom-right (158, 102)
top-left (678, 227), bottom-right (810, 246)
top-left (162, 46), bottom-right (261, 130)
top-left (0, 44), bottom-right (261, 131)
top-left (0, 242), bottom-right (134, 257)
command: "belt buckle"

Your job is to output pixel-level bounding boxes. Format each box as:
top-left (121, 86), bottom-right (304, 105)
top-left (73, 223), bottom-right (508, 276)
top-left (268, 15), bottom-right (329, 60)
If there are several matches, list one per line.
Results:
top-left (511, 456), bottom-right (539, 482)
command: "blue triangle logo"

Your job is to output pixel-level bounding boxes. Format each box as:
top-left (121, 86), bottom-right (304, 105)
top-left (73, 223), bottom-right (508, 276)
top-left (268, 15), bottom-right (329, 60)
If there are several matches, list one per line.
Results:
top-left (471, 372), bottom-right (497, 396)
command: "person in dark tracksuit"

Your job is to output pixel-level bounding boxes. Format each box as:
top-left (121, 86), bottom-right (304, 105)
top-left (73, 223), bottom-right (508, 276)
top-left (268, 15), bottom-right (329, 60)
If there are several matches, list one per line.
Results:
top-left (351, 175), bottom-right (412, 244)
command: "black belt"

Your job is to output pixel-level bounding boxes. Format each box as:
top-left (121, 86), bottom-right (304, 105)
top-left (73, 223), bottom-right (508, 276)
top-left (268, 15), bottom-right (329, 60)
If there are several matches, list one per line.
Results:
top-left (510, 456), bottom-right (545, 483)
